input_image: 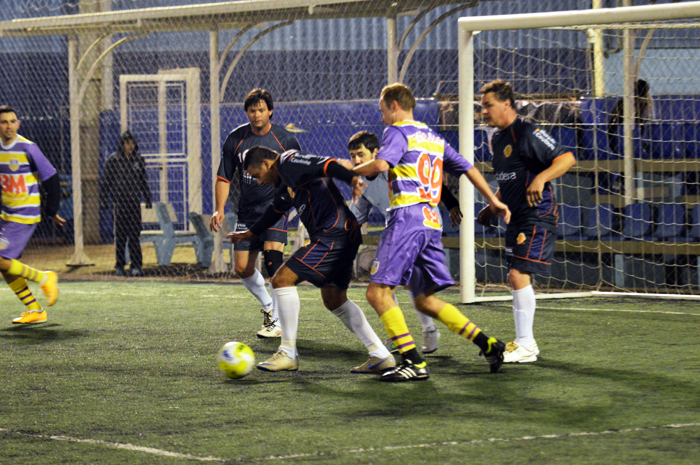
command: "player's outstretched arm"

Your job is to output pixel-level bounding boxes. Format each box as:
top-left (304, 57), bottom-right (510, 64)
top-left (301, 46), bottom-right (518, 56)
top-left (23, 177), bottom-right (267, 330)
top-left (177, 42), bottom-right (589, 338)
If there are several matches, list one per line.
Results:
top-left (352, 158), bottom-right (390, 179)
top-left (465, 166), bottom-right (511, 224)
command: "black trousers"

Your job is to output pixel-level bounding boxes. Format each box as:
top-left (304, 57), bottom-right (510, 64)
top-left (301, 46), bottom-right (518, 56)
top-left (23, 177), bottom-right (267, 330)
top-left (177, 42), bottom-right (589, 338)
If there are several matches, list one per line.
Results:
top-left (114, 204), bottom-right (143, 269)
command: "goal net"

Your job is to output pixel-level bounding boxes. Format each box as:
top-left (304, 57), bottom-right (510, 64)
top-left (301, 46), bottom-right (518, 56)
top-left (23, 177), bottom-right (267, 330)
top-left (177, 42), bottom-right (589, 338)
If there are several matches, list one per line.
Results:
top-left (457, 1), bottom-right (700, 302)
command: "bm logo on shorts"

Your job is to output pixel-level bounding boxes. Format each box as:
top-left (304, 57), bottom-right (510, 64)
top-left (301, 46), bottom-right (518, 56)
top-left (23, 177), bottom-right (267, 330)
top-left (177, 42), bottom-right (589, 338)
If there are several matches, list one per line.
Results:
top-left (517, 232), bottom-right (527, 244)
top-left (370, 259), bottom-right (379, 275)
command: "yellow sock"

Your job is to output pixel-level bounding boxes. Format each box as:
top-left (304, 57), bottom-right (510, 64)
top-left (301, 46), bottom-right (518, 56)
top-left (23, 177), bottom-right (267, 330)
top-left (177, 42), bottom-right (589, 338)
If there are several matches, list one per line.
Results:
top-left (7, 259), bottom-right (47, 284)
top-left (379, 307), bottom-right (416, 354)
top-left (8, 277), bottom-right (43, 312)
top-left (436, 303), bottom-right (482, 342)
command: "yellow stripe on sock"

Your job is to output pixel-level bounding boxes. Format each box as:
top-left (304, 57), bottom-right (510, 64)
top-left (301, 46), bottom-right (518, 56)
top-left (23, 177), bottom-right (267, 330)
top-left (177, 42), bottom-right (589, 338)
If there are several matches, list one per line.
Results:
top-left (8, 259), bottom-right (46, 284)
top-left (379, 306), bottom-right (416, 354)
top-left (8, 277), bottom-right (42, 311)
top-left (436, 304), bottom-right (482, 341)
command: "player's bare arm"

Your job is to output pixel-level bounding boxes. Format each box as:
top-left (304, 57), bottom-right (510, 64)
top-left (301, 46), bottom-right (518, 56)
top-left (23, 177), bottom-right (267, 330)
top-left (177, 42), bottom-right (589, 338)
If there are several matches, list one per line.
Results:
top-left (228, 230), bottom-right (254, 244)
top-left (352, 158), bottom-right (390, 178)
top-left (465, 166), bottom-right (511, 224)
top-left (210, 178), bottom-right (231, 232)
top-left (525, 152), bottom-right (576, 207)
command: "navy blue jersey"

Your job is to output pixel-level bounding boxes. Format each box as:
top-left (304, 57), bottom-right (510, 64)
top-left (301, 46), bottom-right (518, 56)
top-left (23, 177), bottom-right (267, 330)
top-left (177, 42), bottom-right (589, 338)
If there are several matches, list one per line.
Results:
top-left (271, 150), bottom-right (358, 242)
top-left (490, 118), bottom-right (572, 229)
top-left (217, 123), bottom-right (301, 218)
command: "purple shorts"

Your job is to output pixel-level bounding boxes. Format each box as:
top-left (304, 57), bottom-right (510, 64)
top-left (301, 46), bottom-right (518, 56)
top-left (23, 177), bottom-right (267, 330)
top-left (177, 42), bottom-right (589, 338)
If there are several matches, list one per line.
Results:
top-left (0, 219), bottom-right (37, 259)
top-left (370, 204), bottom-right (453, 296)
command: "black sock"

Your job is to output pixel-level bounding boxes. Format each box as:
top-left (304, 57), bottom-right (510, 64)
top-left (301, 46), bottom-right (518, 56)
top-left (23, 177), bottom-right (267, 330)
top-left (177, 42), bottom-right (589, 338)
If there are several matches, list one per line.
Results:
top-left (401, 348), bottom-right (424, 365)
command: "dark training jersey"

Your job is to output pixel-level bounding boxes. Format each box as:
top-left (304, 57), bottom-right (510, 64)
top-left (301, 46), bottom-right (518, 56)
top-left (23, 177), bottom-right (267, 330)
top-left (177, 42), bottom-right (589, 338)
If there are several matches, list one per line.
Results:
top-left (217, 123), bottom-right (301, 219)
top-left (490, 118), bottom-right (572, 230)
top-left (250, 150), bottom-right (358, 243)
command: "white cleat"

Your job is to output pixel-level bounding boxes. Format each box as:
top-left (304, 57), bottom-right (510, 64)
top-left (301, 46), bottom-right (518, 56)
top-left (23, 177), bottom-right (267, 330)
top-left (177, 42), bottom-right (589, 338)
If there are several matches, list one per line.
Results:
top-left (503, 340), bottom-right (539, 363)
top-left (421, 328), bottom-right (440, 354)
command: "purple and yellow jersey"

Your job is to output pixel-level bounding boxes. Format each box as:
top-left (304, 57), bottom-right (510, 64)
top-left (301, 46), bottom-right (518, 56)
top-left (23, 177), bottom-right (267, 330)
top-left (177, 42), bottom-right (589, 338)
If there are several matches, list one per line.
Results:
top-left (0, 135), bottom-right (56, 224)
top-left (375, 120), bottom-right (473, 229)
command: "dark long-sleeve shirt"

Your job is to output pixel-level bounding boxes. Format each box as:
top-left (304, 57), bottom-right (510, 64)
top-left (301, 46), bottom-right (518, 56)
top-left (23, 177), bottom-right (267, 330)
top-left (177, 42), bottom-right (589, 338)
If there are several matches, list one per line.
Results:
top-left (102, 150), bottom-right (152, 209)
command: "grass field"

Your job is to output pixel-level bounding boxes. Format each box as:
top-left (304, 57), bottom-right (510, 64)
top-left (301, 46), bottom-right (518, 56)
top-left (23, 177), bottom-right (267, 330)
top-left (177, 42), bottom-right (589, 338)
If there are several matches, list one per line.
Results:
top-left (1, 281), bottom-right (699, 464)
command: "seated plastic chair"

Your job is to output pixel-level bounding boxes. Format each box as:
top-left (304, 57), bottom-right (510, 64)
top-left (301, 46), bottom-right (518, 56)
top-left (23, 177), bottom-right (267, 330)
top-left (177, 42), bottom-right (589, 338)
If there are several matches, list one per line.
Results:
top-left (651, 204), bottom-right (687, 242)
top-left (583, 203), bottom-right (617, 240)
top-left (622, 204), bottom-right (653, 240)
top-left (557, 204), bottom-right (583, 239)
top-left (140, 203), bottom-right (199, 266)
top-left (188, 212), bottom-right (215, 268)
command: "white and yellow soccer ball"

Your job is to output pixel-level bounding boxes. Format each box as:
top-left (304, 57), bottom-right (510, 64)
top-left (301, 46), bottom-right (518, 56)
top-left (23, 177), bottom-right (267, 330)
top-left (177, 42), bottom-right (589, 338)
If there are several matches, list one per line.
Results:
top-left (217, 342), bottom-right (255, 379)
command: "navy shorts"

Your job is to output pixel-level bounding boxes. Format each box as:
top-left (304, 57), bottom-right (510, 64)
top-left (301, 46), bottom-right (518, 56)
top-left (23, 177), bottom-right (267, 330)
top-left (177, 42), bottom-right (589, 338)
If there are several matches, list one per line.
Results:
top-left (505, 223), bottom-right (556, 277)
top-left (286, 235), bottom-right (362, 289)
top-left (234, 215), bottom-right (288, 252)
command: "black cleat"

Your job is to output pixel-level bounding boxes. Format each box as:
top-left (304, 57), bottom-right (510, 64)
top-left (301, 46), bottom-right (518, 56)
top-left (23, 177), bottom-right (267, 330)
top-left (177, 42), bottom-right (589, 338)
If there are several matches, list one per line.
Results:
top-left (380, 359), bottom-right (429, 382)
top-left (483, 337), bottom-right (505, 373)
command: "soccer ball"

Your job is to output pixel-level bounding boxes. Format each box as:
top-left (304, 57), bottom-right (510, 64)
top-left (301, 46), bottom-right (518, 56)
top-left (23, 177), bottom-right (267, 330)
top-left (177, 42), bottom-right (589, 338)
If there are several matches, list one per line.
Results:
top-left (217, 342), bottom-right (255, 379)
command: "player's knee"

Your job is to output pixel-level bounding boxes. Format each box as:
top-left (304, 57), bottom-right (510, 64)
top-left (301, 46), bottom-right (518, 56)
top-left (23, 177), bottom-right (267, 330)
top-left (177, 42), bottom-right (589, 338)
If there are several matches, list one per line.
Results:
top-left (263, 249), bottom-right (284, 279)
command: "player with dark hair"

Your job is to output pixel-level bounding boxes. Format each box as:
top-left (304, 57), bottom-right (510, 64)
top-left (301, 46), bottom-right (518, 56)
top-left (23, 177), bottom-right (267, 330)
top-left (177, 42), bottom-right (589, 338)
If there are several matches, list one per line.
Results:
top-left (229, 146), bottom-right (395, 374)
top-left (348, 130), bottom-right (462, 355)
top-left (353, 84), bottom-right (510, 382)
top-left (210, 89), bottom-right (301, 339)
top-left (0, 105), bottom-right (63, 324)
top-left (479, 79), bottom-right (576, 363)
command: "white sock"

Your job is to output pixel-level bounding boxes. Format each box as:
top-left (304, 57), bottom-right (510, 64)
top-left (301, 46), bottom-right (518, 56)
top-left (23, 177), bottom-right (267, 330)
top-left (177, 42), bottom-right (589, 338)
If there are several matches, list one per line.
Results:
top-left (269, 283), bottom-right (279, 322)
top-left (512, 285), bottom-right (536, 350)
top-left (331, 300), bottom-right (391, 359)
top-left (241, 270), bottom-right (273, 313)
top-left (405, 289), bottom-right (437, 333)
top-left (274, 287), bottom-right (300, 359)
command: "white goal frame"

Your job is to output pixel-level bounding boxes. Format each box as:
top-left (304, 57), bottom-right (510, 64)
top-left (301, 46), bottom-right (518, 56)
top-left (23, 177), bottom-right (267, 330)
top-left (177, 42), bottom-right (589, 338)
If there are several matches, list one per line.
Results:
top-left (457, 1), bottom-right (700, 303)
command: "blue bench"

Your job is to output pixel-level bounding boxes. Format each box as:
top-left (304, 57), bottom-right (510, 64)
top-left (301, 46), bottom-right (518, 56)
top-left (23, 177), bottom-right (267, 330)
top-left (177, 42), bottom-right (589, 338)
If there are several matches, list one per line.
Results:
top-left (139, 203), bottom-right (212, 267)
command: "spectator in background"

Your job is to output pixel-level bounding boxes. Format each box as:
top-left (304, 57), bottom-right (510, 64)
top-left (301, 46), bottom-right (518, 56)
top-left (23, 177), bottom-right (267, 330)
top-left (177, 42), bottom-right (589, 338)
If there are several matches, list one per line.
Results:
top-left (607, 79), bottom-right (653, 156)
top-left (101, 131), bottom-right (152, 277)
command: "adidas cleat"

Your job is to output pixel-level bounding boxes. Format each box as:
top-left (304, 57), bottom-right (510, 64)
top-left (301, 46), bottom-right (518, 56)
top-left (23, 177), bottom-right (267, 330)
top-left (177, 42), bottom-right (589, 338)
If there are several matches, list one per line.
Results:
top-left (483, 337), bottom-right (506, 373)
top-left (380, 359), bottom-right (429, 382)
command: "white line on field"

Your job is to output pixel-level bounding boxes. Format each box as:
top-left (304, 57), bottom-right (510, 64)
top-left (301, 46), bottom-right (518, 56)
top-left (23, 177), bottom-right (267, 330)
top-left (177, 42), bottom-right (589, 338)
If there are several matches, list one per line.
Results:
top-left (0, 428), bottom-right (226, 462)
top-left (3, 422), bottom-right (700, 463)
top-left (538, 306), bottom-right (700, 317)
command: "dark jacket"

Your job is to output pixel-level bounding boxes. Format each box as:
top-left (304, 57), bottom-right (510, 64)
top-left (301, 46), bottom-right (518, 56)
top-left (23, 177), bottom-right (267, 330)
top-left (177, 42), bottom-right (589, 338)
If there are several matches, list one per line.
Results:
top-left (101, 133), bottom-right (152, 209)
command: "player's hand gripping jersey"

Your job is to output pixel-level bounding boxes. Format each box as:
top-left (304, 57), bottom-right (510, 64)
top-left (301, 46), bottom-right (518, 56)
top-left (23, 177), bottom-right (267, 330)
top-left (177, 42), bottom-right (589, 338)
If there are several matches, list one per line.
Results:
top-left (250, 150), bottom-right (359, 243)
top-left (490, 118), bottom-right (571, 230)
top-left (0, 135), bottom-right (57, 224)
top-left (217, 123), bottom-right (301, 219)
top-left (375, 120), bottom-right (472, 229)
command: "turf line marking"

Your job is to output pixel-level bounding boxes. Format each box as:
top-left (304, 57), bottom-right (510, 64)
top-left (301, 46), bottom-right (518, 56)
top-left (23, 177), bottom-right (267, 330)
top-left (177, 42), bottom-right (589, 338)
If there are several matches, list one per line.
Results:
top-left (0, 428), bottom-right (227, 463)
top-left (3, 422), bottom-right (700, 462)
top-left (256, 422), bottom-right (700, 461)
top-left (539, 306), bottom-right (700, 317)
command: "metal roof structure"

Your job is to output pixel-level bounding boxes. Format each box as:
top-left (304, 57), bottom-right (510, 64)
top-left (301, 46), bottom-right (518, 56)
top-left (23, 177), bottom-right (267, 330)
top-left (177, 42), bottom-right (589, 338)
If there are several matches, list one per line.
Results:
top-left (0, 0), bottom-right (472, 37)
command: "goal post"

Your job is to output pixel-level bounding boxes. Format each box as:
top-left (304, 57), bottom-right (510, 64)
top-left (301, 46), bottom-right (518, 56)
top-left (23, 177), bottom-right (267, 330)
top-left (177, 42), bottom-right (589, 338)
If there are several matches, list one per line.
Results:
top-left (458, 1), bottom-right (700, 302)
